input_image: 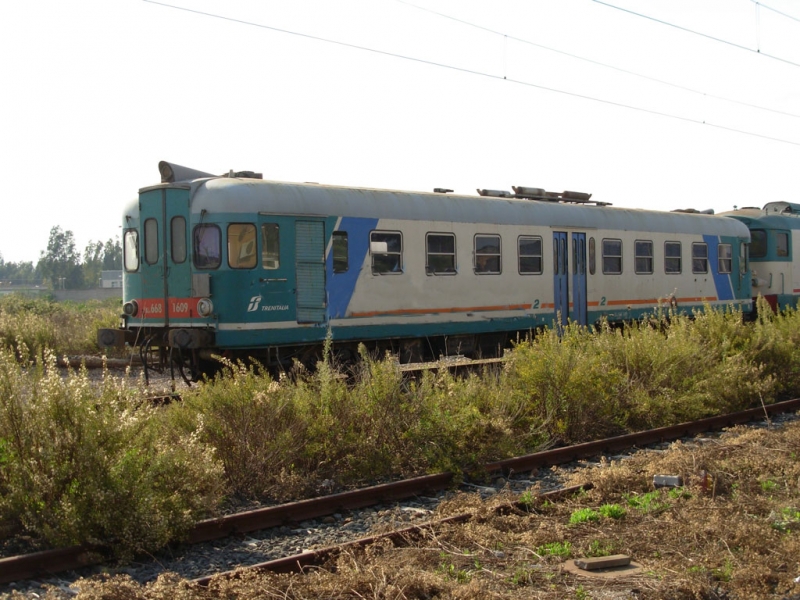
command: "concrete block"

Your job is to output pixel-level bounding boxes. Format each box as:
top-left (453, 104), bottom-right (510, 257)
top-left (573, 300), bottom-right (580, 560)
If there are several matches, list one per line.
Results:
top-left (573, 555), bottom-right (632, 571)
top-left (653, 474), bottom-right (682, 488)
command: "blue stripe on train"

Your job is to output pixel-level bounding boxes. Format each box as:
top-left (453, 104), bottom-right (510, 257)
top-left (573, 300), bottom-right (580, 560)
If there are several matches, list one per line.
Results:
top-left (704, 234), bottom-right (733, 302)
top-left (326, 217), bottom-right (379, 319)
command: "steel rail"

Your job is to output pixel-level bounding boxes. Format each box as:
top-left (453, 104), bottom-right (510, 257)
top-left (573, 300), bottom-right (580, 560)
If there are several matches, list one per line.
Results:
top-left (2, 397), bottom-right (798, 585)
top-left (192, 483), bottom-right (594, 586)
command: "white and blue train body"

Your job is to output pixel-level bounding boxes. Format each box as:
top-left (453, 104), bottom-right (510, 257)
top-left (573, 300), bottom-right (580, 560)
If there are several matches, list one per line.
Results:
top-left (724, 202), bottom-right (800, 312)
top-left (98, 162), bottom-right (752, 374)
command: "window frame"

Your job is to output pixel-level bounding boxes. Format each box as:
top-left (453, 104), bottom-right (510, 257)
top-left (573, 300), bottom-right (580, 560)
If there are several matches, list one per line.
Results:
top-left (474, 234), bottom-right (501, 275)
top-left (750, 230), bottom-right (767, 258)
top-left (426, 232), bottom-right (457, 275)
top-left (332, 231), bottom-right (348, 274)
top-left (776, 232), bottom-right (789, 257)
top-left (227, 223), bottom-right (258, 269)
top-left (692, 242), bottom-right (708, 274)
top-left (518, 235), bottom-right (543, 275)
top-left (193, 224), bottom-right (222, 270)
top-left (634, 239), bottom-right (654, 275)
top-left (602, 238), bottom-right (622, 275)
top-left (370, 230), bottom-right (403, 275)
top-left (144, 218), bottom-right (159, 265)
top-left (665, 241), bottom-right (682, 274)
top-left (261, 223), bottom-right (280, 270)
top-left (718, 243), bottom-right (732, 274)
top-left (170, 216), bottom-right (187, 264)
top-left (123, 229), bottom-right (139, 273)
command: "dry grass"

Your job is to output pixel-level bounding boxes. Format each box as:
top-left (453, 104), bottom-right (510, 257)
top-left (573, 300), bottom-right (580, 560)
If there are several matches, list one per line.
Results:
top-left (56, 419), bottom-right (800, 599)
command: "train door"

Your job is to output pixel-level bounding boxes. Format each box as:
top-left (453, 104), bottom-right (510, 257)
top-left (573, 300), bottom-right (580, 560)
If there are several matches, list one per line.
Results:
top-left (164, 189), bottom-right (191, 317)
top-left (571, 232), bottom-right (588, 326)
top-left (255, 216), bottom-right (297, 323)
top-left (138, 187), bottom-right (189, 323)
top-left (553, 232), bottom-right (569, 326)
top-left (295, 219), bottom-right (327, 323)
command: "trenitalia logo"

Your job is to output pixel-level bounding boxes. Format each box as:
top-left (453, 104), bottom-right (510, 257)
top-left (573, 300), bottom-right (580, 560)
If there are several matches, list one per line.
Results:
top-left (247, 296), bottom-right (262, 312)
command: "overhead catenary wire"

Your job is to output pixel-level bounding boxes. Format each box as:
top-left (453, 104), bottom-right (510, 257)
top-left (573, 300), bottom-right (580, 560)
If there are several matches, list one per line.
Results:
top-left (748, 0), bottom-right (800, 25)
top-left (141, 0), bottom-right (800, 148)
top-left (592, 0), bottom-right (800, 69)
top-left (392, 0), bottom-right (800, 120)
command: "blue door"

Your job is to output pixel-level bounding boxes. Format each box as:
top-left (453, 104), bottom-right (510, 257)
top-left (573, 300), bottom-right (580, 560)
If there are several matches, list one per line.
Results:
top-left (571, 232), bottom-right (588, 326)
top-left (553, 232), bottom-right (569, 326)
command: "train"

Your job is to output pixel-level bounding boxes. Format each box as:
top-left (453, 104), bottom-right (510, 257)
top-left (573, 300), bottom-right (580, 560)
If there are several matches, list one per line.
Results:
top-left (99, 161), bottom-right (758, 380)
top-left (721, 202), bottom-right (800, 313)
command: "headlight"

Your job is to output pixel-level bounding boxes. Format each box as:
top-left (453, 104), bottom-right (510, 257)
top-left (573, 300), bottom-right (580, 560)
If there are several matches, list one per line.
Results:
top-left (196, 298), bottom-right (214, 317)
top-left (122, 300), bottom-right (138, 317)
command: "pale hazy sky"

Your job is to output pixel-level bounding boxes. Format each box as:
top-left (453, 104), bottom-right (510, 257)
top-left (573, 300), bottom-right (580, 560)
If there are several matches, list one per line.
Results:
top-left (1, 0), bottom-right (798, 264)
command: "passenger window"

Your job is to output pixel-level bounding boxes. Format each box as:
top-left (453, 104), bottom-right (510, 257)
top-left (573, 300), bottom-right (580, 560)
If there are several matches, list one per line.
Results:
top-left (144, 218), bottom-right (159, 265)
top-left (635, 240), bottom-right (653, 274)
top-left (426, 233), bottom-right (456, 275)
top-left (776, 232), bottom-right (789, 257)
top-left (171, 217), bottom-right (186, 264)
top-left (518, 236), bottom-right (542, 275)
top-left (333, 231), bottom-right (348, 273)
top-left (371, 231), bottom-right (402, 274)
top-left (261, 224), bottom-right (280, 269)
top-left (193, 224), bottom-right (221, 269)
top-left (665, 241), bottom-right (681, 274)
top-left (588, 237), bottom-right (596, 275)
top-left (475, 234), bottom-right (501, 274)
top-left (750, 230), bottom-right (767, 258)
top-left (228, 223), bottom-right (257, 269)
top-left (692, 243), bottom-right (708, 274)
top-left (124, 229), bottom-right (139, 272)
top-left (602, 239), bottom-right (622, 274)
top-left (718, 243), bottom-right (732, 274)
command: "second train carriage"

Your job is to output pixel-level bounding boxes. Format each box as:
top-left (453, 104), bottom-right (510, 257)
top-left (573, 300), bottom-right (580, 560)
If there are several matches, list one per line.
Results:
top-left (99, 162), bottom-right (752, 374)
top-left (722, 202), bottom-right (800, 312)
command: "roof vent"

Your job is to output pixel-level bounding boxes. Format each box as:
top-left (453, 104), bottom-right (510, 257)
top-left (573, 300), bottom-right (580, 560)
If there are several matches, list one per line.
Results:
top-left (477, 189), bottom-right (513, 198)
top-left (159, 161), bottom-right (215, 183)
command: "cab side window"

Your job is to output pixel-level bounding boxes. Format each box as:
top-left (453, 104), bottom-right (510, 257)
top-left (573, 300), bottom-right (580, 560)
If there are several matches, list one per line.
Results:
top-left (193, 224), bottom-right (222, 269)
top-left (124, 229), bottom-right (139, 272)
top-left (333, 231), bottom-right (348, 273)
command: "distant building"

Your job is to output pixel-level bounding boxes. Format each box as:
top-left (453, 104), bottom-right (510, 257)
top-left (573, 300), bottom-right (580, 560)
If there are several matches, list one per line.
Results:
top-left (101, 270), bottom-right (123, 289)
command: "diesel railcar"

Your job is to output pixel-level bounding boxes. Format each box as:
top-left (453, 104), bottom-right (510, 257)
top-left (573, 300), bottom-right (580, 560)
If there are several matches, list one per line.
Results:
top-left (98, 161), bottom-right (752, 377)
top-left (721, 202), bottom-right (800, 312)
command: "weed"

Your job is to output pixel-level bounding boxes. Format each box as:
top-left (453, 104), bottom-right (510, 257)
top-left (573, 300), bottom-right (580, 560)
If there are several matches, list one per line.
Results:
top-left (598, 503), bottom-right (626, 519)
top-left (570, 508), bottom-right (600, 524)
top-left (518, 490), bottom-right (534, 508)
top-left (625, 491), bottom-right (667, 513)
top-left (586, 539), bottom-right (614, 557)
top-left (538, 541), bottom-right (572, 558)
top-left (760, 479), bottom-right (778, 493)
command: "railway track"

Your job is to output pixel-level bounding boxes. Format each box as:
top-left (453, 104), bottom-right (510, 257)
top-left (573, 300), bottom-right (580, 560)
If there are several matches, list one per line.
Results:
top-left (2, 397), bottom-right (799, 592)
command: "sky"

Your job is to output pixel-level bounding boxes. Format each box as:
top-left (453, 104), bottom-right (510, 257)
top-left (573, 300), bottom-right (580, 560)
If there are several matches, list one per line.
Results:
top-left (1, 0), bottom-right (799, 264)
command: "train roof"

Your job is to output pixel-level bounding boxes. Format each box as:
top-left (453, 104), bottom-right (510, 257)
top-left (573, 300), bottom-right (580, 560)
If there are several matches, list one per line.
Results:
top-left (721, 202), bottom-right (800, 230)
top-left (140, 162), bottom-right (750, 237)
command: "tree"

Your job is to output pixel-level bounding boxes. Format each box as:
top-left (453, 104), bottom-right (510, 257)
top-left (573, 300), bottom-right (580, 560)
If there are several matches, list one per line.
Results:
top-left (82, 240), bottom-right (105, 289)
top-left (38, 226), bottom-right (82, 289)
top-left (102, 237), bottom-right (122, 270)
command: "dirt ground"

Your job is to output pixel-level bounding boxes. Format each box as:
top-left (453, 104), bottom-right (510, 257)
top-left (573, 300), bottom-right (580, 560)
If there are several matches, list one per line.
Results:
top-left (38, 419), bottom-right (800, 599)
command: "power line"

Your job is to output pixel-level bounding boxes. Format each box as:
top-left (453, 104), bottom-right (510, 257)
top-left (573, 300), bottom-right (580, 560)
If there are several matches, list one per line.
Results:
top-left (392, 0), bottom-right (800, 120)
top-left (592, 0), bottom-right (800, 69)
top-left (141, 0), bottom-right (800, 147)
top-left (749, 0), bottom-right (800, 24)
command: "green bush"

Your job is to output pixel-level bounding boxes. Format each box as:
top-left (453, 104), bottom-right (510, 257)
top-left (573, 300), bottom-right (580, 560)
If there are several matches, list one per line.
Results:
top-left (0, 345), bottom-right (224, 558)
top-left (0, 295), bottom-right (121, 358)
